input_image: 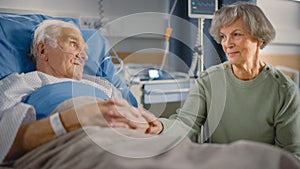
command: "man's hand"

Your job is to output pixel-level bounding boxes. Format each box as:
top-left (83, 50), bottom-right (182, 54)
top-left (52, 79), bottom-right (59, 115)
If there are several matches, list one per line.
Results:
top-left (63, 98), bottom-right (150, 133)
top-left (107, 98), bottom-right (150, 133)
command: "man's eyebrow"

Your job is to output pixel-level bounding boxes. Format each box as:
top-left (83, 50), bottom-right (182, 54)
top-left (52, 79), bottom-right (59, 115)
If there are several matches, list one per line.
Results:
top-left (67, 35), bottom-right (79, 41)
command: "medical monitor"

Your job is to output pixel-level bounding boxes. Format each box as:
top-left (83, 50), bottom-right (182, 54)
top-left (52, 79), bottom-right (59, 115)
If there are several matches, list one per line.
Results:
top-left (188, 0), bottom-right (218, 19)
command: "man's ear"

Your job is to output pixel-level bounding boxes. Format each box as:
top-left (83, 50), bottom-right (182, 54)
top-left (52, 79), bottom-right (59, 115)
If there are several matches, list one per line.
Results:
top-left (37, 43), bottom-right (48, 61)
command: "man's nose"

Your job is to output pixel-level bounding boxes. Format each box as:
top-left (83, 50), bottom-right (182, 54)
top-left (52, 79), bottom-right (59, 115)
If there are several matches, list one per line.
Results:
top-left (77, 51), bottom-right (88, 61)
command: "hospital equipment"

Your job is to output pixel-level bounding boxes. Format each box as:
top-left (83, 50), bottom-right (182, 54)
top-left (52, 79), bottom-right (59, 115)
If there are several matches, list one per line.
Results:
top-left (188, 0), bottom-right (218, 19)
top-left (106, 0), bottom-right (196, 117)
top-left (188, 0), bottom-right (218, 77)
top-left (160, 0), bottom-right (177, 71)
top-left (116, 63), bottom-right (193, 117)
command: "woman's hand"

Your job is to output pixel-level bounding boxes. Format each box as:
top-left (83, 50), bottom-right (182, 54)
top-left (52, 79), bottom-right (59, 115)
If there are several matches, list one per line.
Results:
top-left (139, 108), bottom-right (163, 134)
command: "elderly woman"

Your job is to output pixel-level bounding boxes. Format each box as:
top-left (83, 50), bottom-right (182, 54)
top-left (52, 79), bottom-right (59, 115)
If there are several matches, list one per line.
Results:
top-left (143, 2), bottom-right (300, 161)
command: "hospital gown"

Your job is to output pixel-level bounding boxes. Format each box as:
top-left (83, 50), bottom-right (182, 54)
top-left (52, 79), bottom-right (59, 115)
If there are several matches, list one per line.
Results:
top-left (0, 71), bottom-right (118, 162)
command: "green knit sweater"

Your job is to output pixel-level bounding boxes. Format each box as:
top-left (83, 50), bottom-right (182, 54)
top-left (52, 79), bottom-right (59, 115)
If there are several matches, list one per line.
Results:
top-left (160, 61), bottom-right (300, 160)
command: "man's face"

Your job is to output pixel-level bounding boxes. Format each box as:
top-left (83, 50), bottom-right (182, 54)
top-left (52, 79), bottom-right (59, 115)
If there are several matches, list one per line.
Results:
top-left (40, 27), bottom-right (88, 80)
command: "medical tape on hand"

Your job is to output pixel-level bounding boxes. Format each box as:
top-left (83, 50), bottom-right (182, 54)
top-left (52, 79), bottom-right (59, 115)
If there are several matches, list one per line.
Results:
top-left (50, 112), bottom-right (67, 137)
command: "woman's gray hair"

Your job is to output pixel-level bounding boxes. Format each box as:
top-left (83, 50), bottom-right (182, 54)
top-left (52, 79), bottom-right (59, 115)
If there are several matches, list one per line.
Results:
top-left (209, 2), bottom-right (275, 49)
top-left (30, 20), bottom-right (80, 60)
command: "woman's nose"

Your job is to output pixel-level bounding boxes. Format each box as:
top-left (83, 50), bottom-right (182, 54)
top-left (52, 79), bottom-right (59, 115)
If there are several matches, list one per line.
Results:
top-left (223, 36), bottom-right (234, 48)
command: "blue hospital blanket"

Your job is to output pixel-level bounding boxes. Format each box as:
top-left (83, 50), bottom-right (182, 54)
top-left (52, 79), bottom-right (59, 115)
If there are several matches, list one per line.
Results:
top-left (25, 81), bottom-right (109, 120)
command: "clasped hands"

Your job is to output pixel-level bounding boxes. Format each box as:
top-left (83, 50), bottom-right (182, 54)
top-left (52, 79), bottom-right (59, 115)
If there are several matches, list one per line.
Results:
top-left (73, 98), bottom-right (163, 134)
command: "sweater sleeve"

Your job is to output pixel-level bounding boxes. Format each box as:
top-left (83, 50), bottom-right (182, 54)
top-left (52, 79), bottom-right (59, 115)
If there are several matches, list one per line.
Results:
top-left (274, 83), bottom-right (300, 161)
top-left (160, 78), bottom-right (207, 141)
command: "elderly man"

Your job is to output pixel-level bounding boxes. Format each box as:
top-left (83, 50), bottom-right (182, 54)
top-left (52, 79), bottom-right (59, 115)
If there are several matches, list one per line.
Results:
top-left (0, 19), bottom-right (149, 163)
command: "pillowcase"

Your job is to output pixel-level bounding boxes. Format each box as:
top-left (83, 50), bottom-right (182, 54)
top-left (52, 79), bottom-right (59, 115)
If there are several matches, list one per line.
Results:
top-left (81, 28), bottom-right (111, 77)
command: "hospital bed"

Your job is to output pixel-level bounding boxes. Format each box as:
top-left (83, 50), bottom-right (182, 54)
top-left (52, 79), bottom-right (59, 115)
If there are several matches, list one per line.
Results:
top-left (0, 13), bottom-right (299, 169)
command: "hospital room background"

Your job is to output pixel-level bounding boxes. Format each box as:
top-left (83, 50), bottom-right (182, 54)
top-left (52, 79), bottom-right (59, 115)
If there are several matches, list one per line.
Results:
top-left (0, 0), bottom-right (299, 118)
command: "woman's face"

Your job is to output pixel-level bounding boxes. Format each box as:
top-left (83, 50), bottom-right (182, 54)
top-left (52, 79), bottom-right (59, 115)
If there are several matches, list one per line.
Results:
top-left (219, 18), bottom-right (262, 66)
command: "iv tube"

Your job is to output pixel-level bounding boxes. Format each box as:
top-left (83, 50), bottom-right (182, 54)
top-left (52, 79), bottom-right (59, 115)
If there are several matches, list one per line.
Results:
top-left (159, 0), bottom-right (177, 71)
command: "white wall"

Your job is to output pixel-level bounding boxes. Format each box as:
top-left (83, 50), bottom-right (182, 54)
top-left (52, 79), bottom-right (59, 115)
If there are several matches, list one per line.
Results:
top-left (0, 0), bottom-right (167, 17)
top-left (257, 0), bottom-right (300, 55)
top-left (0, 0), bottom-right (169, 53)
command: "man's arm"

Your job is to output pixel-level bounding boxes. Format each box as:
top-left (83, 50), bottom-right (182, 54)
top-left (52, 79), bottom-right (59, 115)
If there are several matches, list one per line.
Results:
top-left (4, 99), bottom-right (149, 162)
top-left (5, 113), bottom-right (56, 161)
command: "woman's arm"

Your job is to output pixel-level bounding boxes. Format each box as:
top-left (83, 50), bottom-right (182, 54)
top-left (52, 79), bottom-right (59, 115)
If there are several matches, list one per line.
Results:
top-left (275, 85), bottom-right (300, 161)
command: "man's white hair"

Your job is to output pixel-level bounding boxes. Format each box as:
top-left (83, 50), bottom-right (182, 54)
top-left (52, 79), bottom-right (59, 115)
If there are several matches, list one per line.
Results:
top-left (30, 20), bottom-right (80, 60)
